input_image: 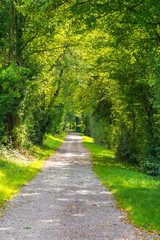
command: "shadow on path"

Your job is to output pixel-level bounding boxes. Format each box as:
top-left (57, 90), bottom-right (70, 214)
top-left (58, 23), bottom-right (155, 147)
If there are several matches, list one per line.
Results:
top-left (0, 133), bottom-right (158, 240)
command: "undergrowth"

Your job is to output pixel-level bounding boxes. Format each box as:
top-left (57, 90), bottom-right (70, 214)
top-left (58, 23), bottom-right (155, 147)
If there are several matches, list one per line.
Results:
top-left (0, 133), bottom-right (66, 209)
top-left (82, 135), bottom-right (160, 234)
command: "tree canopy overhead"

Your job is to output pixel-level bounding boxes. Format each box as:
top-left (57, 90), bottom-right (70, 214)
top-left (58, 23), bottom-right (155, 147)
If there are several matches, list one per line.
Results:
top-left (0, 0), bottom-right (160, 173)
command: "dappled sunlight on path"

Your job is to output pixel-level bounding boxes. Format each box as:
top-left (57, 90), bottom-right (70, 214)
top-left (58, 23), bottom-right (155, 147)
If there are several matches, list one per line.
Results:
top-left (0, 132), bottom-right (158, 239)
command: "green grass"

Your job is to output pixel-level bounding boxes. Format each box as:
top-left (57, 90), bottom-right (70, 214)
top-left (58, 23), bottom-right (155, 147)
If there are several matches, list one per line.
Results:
top-left (82, 135), bottom-right (160, 234)
top-left (29, 133), bottom-right (66, 160)
top-left (0, 133), bottom-right (66, 209)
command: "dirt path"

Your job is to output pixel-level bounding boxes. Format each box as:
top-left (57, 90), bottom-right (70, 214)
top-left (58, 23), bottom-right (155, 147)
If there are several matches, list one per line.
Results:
top-left (0, 132), bottom-right (159, 240)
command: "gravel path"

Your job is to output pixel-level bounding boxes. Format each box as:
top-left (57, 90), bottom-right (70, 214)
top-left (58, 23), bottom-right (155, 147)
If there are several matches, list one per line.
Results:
top-left (0, 132), bottom-right (159, 240)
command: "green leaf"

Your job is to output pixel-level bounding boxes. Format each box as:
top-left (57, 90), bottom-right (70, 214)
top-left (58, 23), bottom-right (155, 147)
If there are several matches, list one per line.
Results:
top-left (13, 91), bottom-right (21, 98)
top-left (2, 81), bottom-right (10, 91)
top-left (24, 226), bottom-right (31, 229)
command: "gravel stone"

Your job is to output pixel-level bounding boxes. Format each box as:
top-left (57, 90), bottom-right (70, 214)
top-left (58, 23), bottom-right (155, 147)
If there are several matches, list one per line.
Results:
top-left (0, 132), bottom-right (159, 240)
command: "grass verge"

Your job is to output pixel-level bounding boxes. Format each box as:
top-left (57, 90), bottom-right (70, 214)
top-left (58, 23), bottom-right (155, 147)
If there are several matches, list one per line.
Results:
top-left (82, 135), bottom-right (160, 234)
top-left (0, 133), bottom-right (66, 209)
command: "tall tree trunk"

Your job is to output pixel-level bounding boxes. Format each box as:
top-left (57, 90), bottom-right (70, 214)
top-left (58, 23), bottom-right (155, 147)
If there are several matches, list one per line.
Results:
top-left (8, 2), bottom-right (19, 149)
top-left (12, 98), bottom-right (19, 149)
top-left (13, 114), bottom-right (18, 149)
top-left (9, 1), bottom-right (15, 63)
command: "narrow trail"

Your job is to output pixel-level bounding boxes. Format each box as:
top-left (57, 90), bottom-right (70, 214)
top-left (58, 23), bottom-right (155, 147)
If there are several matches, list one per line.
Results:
top-left (0, 132), bottom-right (159, 240)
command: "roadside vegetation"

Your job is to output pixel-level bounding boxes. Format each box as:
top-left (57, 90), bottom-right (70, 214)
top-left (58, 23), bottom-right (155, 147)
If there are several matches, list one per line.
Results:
top-left (82, 135), bottom-right (160, 234)
top-left (0, 133), bottom-right (66, 209)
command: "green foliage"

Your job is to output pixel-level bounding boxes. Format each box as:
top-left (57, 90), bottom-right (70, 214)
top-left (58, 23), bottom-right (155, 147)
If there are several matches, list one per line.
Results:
top-left (46, 105), bottom-right (65, 135)
top-left (89, 115), bottom-right (113, 148)
top-left (0, 63), bottom-right (30, 141)
top-left (0, 0), bottom-right (160, 175)
top-left (63, 111), bottom-right (76, 130)
top-left (80, 114), bottom-right (90, 136)
top-left (82, 135), bottom-right (160, 233)
top-left (71, 1), bottom-right (160, 171)
top-left (0, 63), bottom-right (30, 97)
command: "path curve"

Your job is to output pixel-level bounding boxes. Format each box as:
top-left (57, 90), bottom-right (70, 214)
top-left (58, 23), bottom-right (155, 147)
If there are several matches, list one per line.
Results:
top-left (0, 132), bottom-right (159, 240)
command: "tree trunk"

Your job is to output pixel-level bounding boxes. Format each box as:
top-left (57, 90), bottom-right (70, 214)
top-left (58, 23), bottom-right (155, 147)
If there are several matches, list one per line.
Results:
top-left (9, 1), bottom-right (15, 63)
top-left (7, 2), bottom-right (19, 149)
top-left (13, 114), bottom-right (18, 149)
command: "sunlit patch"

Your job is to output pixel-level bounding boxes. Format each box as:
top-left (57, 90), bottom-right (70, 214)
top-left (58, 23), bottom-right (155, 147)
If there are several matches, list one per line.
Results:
top-left (72, 213), bottom-right (85, 217)
top-left (0, 171), bottom-right (5, 178)
top-left (0, 227), bottom-right (11, 231)
top-left (77, 190), bottom-right (95, 195)
top-left (99, 191), bottom-right (112, 195)
top-left (20, 192), bottom-right (40, 197)
top-left (40, 219), bottom-right (54, 223)
top-left (57, 198), bottom-right (70, 202)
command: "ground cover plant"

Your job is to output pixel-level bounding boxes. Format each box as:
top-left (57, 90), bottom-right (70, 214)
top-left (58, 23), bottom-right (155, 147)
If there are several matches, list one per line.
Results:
top-left (0, 133), bottom-right (66, 209)
top-left (82, 135), bottom-right (160, 234)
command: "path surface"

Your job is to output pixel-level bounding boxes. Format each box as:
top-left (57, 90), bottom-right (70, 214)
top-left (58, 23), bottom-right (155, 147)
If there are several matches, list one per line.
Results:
top-left (0, 132), bottom-right (159, 240)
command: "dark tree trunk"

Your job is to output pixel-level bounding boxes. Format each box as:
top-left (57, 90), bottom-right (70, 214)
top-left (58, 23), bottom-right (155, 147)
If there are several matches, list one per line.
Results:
top-left (7, 3), bottom-right (21, 149)
top-left (9, 1), bottom-right (15, 63)
top-left (13, 114), bottom-right (18, 149)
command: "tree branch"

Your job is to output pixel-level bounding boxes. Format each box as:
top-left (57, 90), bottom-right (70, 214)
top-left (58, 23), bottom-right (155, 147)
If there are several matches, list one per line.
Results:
top-left (154, 30), bottom-right (160, 41)
top-left (29, 44), bottom-right (79, 55)
top-left (73, 0), bottom-right (91, 6)
top-left (18, 31), bottom-right (38, 53)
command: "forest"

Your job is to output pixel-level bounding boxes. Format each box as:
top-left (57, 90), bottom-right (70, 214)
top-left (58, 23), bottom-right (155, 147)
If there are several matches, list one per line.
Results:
top-left (0, 0), bottom-right (160, 175)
